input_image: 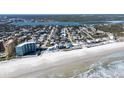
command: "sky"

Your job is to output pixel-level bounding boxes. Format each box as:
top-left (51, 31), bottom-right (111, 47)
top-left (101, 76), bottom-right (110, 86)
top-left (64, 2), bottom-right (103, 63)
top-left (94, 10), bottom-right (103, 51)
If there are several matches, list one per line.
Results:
top-left (0, 0), bottom-right (124, 14)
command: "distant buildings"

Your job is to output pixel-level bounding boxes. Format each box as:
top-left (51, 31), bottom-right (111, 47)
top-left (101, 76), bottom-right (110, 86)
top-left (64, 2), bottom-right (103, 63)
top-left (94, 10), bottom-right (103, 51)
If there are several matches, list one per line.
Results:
top-left (16, 42), bottom-right (36, 56)
top-left (0, 17), bottom-right (120, 59)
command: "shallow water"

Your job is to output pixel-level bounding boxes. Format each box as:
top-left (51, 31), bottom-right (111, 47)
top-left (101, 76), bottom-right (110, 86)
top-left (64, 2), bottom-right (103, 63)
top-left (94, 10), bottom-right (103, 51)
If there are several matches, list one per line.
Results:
top-left (74, 51), bottom-right (124, 78)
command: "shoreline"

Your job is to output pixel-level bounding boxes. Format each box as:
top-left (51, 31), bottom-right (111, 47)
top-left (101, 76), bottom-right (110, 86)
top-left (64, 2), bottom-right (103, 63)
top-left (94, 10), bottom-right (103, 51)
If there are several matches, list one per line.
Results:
top-left (0, 42), bottom-right (124, 77)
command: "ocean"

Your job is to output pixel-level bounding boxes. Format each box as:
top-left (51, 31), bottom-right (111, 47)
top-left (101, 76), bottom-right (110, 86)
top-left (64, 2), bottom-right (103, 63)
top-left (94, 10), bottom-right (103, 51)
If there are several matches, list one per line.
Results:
top-left (74, 51), bottom-right (124, 78)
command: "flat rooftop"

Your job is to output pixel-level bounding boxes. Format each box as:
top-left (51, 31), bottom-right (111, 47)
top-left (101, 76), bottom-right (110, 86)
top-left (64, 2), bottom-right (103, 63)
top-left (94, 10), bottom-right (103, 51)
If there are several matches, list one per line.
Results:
top-left (16, 42), bottom-right (36, 47)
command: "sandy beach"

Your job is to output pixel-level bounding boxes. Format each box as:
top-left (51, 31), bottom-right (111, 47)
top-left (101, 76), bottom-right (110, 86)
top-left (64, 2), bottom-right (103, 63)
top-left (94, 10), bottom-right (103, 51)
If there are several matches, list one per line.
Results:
top-left (0, 42), bottom-right (124, 78)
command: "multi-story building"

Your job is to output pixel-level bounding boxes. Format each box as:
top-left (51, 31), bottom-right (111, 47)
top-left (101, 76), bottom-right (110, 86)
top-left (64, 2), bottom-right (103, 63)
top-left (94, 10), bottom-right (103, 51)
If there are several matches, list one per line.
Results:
top-left (16, 42), bottom-right (36, 56)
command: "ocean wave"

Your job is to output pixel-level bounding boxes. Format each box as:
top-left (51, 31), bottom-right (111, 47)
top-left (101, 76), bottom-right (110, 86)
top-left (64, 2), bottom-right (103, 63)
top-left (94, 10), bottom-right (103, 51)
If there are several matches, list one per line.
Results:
top-left (74, 52), bottom-right (124, 78)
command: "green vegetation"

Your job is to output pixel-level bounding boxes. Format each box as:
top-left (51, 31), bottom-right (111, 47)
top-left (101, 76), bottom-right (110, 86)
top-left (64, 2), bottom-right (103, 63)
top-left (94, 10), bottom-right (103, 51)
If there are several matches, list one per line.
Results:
top-left (95, 24), bottom-right (124, 36)
top-left (46, 15), bottom-right (124, 22)
top-left (0, 24), bottom-right (13, 32)
top-left (0, 55), bottom-right (15, 62)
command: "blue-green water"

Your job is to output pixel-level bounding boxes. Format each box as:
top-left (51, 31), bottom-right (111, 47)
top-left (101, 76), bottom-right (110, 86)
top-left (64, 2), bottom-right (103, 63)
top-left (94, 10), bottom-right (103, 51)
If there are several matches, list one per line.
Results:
top-left (11, 21), bottom-right (124, 26)
top-left (11, 22), bottom-right (81, 26)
